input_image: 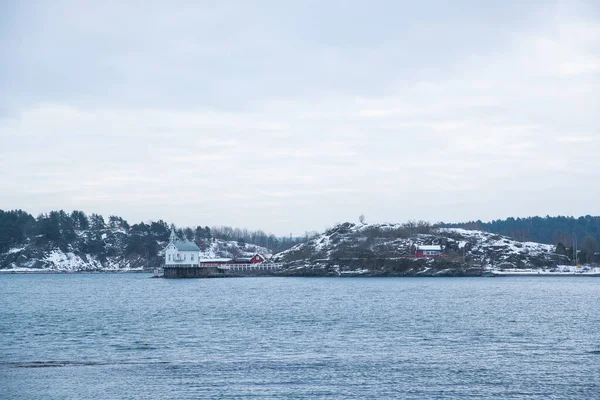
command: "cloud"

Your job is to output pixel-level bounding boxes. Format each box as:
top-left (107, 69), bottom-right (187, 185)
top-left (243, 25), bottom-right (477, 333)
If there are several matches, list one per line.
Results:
top-left (1, 1), bottom-right (599, 233)
top-left (556, 136), bottom-right (595, 143)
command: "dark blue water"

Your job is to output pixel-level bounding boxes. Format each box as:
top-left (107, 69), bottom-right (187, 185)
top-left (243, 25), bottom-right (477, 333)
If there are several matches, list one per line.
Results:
top-left (1, 275), bottom-right (599, 399)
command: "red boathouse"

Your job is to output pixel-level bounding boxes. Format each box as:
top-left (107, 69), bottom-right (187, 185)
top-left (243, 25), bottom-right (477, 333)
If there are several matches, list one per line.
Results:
top-left (415, 245), bottom-right (443, 258)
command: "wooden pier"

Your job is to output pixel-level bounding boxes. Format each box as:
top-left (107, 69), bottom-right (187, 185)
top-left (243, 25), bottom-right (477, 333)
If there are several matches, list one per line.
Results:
top-left (162, 263), bottom-right (284, 278)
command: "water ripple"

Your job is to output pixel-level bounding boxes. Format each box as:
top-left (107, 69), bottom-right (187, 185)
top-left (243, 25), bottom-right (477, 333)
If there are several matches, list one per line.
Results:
top-left (1, 274), bottom-right (599, 399)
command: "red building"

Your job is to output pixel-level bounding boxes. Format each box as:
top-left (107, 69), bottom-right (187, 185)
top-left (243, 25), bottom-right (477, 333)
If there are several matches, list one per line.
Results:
top-left (233, 254), bottom-right (266, 264)
top-left (200, 254), bottom-right (266, 267)
top-left (415, 245), bottom-right (443, 258)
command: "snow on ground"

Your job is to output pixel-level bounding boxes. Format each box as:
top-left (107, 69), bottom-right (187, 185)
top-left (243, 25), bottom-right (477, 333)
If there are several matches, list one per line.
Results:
top-left (440, 227), bottom-right (556, 267)
top-left (340, 269), bottom-right (370, 275)
top-left (6, 246), bottom-right (26, 254)
top-left (37, 249), bottom-right (143, 272)
top-left (492, 265), bottom-right (600, 275)
top-left (45, 249), bottom-right (102, 271)
top-left (313, 234), bottom-right (332, 253)
top-left (278, 224), bottom-right (561, 266)
top-left (199, 239), bottom-right (271, 259)
top-left (3, 237), bottom-right (270, 272)
top-left (441, 228), bottom-right (554, 252)
top-left (0, 267), bottom-right (53, 273)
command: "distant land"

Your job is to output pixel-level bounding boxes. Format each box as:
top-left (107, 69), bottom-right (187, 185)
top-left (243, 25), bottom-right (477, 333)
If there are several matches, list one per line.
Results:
top-left (1, 209), bottom-right (599, 275)
top-left (440, 215), bottom-right (600, 250)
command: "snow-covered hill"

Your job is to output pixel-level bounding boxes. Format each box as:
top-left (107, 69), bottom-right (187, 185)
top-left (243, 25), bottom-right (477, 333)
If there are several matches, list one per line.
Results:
top-left (439, 228), bottom-right (558, 268)
top-left (0, 227), bottom-right (142, 273)
top-left (1, 220), bottom-right (572, 276)
top-left (272, 222), bottom-right (566, 276)
top-left (0, 226), bottom-right (270, 273)
top-left (192, 240), bottom-right (270, 260)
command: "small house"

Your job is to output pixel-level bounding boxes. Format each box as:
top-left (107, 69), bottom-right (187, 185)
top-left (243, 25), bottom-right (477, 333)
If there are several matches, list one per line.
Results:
top-left (200, 253), bottom-right (266, 266)
top-left (236, 254), bottom-right (266, 264)
top-left (415, 245), bottom-right (443, 258)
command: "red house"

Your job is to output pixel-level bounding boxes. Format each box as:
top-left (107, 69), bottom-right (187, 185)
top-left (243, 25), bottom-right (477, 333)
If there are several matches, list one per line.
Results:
top-left (225, 254), bottom-right (267, 264)
top-left (415, 245), bottom-right (443, 258)
top-left (200, 254), bottom-right (267, 267)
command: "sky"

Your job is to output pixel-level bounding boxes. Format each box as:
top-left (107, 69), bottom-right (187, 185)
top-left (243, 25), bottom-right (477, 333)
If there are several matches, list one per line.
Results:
top-left (1, 0), bottom-right (599, 235)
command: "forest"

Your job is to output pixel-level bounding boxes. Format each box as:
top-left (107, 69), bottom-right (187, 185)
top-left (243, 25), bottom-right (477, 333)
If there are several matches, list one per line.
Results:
top-left (2, 210), bottom-right (599, 264)
top-left (0, 209), bottom-right (307, 258)
top-left (441, 215), bottom-right (600, 264)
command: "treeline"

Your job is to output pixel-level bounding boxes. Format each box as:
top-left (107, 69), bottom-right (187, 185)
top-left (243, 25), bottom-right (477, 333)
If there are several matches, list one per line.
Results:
top-left (0, 209), bottom-right (162, 260)
top-left (0, 209), bottom-right (95, 252)
top-left (441, 215), bottom-right (600, 263)
top-left (0, 209), bottom-right (307, 255)
top-left (210, 226), bottom-right (308, 254)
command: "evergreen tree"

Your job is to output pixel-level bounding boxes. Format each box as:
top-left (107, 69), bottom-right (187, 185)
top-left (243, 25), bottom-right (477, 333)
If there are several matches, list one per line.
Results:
top-left (442, 215), bottom-right (600, 246)
top-left (130, 222), bottom-right (149, 235)
top-left (90, 213), bottom-right (105, 231)
top-left (149, 220), bottom-right (169, 240)
top-left (0, 209), bottom-right (32, 252)
top-left (70, 210), bottom-right (90, 230)
top-left (83, 234), bottom-right (105, 255)
top-left (38, 212), bottom-right (62, 242)
top-left (555, 242), bottom-right (568, 257)
top-left (58, 210), bottom-right (76, 241)
top-left (194, 226), bottom-right (206, 239)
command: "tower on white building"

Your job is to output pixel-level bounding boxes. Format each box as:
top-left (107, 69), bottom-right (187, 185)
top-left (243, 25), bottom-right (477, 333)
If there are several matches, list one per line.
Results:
top-left (164, 228), bottom-right (201, 268)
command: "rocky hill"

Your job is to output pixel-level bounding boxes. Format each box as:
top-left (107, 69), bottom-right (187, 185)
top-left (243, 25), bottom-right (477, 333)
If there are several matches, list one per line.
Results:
top-left (0, 225), bottom-right (269, 273)
top-left (0, 214), bottom-right (573, 276)
top-left (273, 222), bottom-right (567, 277)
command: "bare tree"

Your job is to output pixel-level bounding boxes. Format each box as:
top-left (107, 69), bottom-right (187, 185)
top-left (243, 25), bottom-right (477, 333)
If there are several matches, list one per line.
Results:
top-left (229, 244), bottom-right (243, 259)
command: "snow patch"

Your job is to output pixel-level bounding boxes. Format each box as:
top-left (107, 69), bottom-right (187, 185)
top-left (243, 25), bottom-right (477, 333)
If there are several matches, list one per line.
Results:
top-left (6, 246), bottom-right (26, 254)
top-left (340, 269), bottom-right (370, 275)
top-left (492, 265), bottom-right (600, 275)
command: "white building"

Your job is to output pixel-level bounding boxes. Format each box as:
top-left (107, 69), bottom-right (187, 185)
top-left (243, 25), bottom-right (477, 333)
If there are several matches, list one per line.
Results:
top-left (415, 245), bottom-right (443, 257)
top-left (164, 229), bottom-right (201, 268)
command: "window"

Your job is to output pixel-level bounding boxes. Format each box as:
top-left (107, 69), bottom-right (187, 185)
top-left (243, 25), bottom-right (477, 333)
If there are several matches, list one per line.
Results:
top-left (168, 254), bottom-right (171, 261)
top-left (191, 254), bottom-right (194, 261)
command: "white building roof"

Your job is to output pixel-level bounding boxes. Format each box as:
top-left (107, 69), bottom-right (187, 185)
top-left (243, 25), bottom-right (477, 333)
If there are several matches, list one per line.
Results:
top-left (417, 245), bottom-right (442, 251)
top-left (173, 241), bottom-right (200, 251)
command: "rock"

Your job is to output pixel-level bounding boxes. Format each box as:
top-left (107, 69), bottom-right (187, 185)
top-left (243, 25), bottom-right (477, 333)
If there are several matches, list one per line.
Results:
top-left (274, 223), bottom-right (558, 277)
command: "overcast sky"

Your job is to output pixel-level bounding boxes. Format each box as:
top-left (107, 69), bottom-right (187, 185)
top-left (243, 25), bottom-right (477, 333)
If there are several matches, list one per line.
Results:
top-left (1, 1), bottom-right (599, 235)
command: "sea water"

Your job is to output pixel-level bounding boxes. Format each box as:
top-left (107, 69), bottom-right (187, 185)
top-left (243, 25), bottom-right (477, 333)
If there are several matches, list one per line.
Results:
top-left (1, 274), bottom-right (599, 399)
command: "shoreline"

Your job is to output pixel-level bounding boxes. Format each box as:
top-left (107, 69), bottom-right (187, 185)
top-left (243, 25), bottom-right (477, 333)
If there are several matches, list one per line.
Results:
top-left (2, 269), bottom-right (600, 277)
top-left (0, 269), bottom-right (147, 274)
top-left (492, 272), bottom-right (600, 277)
